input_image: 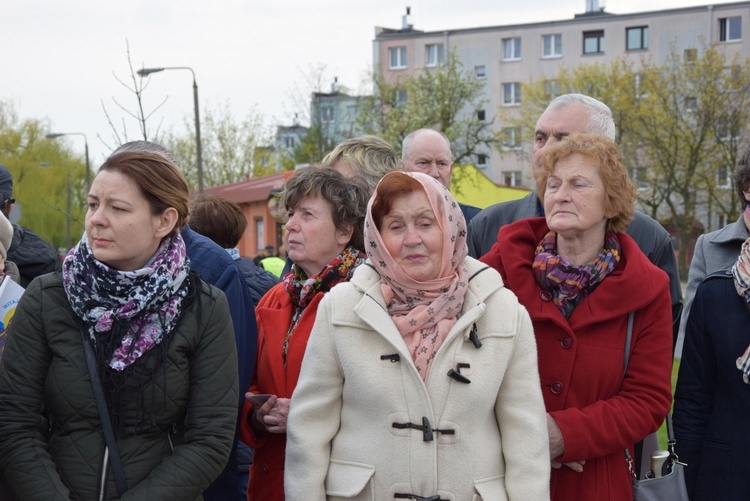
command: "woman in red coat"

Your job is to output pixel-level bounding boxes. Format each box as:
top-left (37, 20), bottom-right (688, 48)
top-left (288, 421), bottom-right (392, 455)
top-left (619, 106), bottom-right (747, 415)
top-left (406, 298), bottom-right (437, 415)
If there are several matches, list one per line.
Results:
top-left (481, 134), bottom-right (673, 501)
top-left (238, 167), bottom-right (369, 500)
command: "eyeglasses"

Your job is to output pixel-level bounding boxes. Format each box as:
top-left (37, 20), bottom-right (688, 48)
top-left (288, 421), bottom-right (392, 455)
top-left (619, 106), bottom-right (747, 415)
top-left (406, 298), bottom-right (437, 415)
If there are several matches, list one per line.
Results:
top-left (0, 198), bottom-right (15, 209)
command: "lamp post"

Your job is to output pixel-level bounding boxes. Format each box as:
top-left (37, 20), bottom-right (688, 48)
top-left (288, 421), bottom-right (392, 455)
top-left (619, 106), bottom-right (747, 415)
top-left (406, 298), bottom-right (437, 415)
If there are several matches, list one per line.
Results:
top-left (45, 132), bottom-right (91, 190)
top-left (39, 162), bottom-right (71, 252)
top-left (137, 66), bottom-right (203, 192)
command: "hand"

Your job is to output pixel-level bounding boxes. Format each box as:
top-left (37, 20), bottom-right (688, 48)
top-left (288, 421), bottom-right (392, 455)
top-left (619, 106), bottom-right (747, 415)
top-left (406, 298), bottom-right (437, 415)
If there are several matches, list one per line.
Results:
top-left (551, 460), bottom-right (585, 473)
top-left (247, 394), bottom-right (290, 434)
top-left (547, 413), bottom-right (564, 459)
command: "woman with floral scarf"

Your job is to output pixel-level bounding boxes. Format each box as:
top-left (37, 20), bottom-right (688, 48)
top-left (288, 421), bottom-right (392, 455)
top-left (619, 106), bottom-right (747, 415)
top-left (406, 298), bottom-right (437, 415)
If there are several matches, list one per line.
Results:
top-left (674, 236), bottom-right (750, 500)
top-left (0, 150), bottom-right (239, 500)
top-left (238, 167), bottom-right (369, 500)
top-left (284, 171), bottom-right (549, 500)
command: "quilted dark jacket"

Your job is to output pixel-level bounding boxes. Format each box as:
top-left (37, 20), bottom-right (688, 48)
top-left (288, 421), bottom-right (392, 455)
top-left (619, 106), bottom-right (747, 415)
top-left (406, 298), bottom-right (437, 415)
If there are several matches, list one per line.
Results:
top-left (0, 271), bottom-right (239, 500)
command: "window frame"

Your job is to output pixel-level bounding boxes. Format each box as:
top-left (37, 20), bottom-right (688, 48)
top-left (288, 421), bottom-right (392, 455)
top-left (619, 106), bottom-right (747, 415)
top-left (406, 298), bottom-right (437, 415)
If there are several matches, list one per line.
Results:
top-left (389, 46), bottom-right (407, 69)
top-left (502, 37), bottom-right (522, 61)
top-left (502, 82), bottom-right (521, 106)
top-left (583, 30), bottom-right (605, 54)
top-left (719, 16), bottom-right (742, 42)
top-left (474, 65), bottom-right (486, 79)
top-left (425, 43), bottom-right (445, 67)
top-left (626, 26), bottom-right (649, 51)
top-left (542, 33), bottom-right (562, 58)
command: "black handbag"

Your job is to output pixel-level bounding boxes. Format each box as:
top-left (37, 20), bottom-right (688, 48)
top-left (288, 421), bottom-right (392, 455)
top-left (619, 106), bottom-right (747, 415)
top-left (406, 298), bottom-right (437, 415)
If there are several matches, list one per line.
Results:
top-left (622, 313), bottom-right (688, 501)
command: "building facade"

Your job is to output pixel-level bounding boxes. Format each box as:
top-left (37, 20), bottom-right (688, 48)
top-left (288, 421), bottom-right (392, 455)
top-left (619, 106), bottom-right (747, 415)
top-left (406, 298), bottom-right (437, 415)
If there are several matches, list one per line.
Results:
top-left (373, 2), bottom-right (750, 190)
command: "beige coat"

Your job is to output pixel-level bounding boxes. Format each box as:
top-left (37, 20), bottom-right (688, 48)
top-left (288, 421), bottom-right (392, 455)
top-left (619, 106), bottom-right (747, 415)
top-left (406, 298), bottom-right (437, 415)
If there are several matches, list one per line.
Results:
top-left (285, 257), bottom-right (550, 501)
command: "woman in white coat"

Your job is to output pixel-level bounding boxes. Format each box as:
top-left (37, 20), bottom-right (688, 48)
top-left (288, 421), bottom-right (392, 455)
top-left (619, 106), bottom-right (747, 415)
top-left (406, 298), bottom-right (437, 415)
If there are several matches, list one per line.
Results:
top-left (285, 171), bottom-right (549, 500)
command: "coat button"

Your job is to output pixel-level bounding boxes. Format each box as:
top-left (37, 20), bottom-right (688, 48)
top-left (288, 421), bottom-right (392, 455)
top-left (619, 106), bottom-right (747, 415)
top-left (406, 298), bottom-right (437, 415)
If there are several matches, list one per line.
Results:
top-left (540, 290), bottom-right (553, 302)
top-left (560, 336), bottom-right (572, 349)
top-left (551, 381), bottom-right (563, 394)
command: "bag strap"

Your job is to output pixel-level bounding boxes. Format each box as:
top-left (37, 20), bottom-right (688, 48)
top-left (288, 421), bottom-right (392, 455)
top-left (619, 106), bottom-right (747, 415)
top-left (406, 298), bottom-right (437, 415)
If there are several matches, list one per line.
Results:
top-left (623, 311), bottom-right (634, 377)
top-left (81, 330), bottom-right (129, 496)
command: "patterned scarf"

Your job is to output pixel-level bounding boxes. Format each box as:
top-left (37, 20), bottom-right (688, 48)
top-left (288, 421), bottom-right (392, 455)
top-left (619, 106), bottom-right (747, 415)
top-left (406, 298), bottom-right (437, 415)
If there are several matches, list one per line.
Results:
top-left (731, 236), bottom-right (750, 384)
top-left (365, 172), bottom-right (469, 381)
top-left (533, 230), bottom-right (621, 318)
top-left (63, 232), bottom-right (191, 371)
top-left (281, 246), bottom-right (366, 362)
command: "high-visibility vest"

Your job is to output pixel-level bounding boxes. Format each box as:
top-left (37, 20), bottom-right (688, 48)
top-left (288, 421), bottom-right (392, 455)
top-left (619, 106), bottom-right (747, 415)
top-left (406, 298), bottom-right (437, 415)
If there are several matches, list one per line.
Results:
top-left (259, 256), bottom-right (285, 278)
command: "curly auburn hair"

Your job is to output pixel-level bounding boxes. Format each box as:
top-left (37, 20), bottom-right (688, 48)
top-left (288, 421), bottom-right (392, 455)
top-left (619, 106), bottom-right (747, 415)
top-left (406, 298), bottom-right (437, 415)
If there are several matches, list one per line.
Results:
top-left (536, 133), bottom-right (635, 234)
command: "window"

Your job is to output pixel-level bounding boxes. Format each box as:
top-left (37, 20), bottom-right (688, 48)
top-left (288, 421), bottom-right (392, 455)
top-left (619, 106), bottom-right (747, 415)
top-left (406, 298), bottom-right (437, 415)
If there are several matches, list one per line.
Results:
top-left (716, 119), bottom-right (735, 142)
top-left (543, 34), bottom-right (562, 57)
top-left (626, 26), bottom-right (648, 50)
top-left (477, 109), bottom-right (486, 122)
top-left (346, 105), bottom-right (356, 122)
top-left (320, 106), bottom-right (334, 123)
top-left (502, 82), bottom-right (521, 105)
top-left (254, 218), bottom-right (264, 252)
top-left (389, 46), bottom-right (407, 69)
top-left (543, 79), bottom-right (559, 99)
top-left (717, 165), bottom-right (732, 188)
top-left (503, 171), bottom-right (523, 187)
top-left (477, 154), bottom-right (487, 167)
top-left (634, 73), bottom-right (647, 98)
top-left (684, 48), bottom-right (697, 63)
top-left (720, 16), bottom-right (742, 42)
top-left (684, 96), bottom-right (697, 112)
top-left (284, 136), bottom-right (295, 149)
top-left (425, 43), bottom-right (445, 67)
top-left (501, 127), bottom-right (522, 150)
top-left (502, 37), bottom-right (521, 61)
top-left (475, 65), bottom-right (486, 78)
top-left (396, 89), bottom-right (408, 105)
top-left (583, 30), bottom-right (605, 54)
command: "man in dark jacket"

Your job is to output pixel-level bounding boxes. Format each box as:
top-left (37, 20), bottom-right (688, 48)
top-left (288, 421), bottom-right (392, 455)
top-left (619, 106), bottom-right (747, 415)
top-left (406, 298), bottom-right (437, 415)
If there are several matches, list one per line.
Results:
top-left (0, 165), bottom-right (60, 287)
top-left (466, 94), bottom-right (682, 349)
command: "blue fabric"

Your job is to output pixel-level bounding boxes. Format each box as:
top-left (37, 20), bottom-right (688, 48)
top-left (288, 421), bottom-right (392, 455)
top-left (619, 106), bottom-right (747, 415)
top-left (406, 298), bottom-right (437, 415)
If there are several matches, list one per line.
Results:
top-left (181, 226), bottom-right (257, 501)
top-left (235, 256), bottom-right (279, 306)
top-left (458, 202), bottom-right (481, 226)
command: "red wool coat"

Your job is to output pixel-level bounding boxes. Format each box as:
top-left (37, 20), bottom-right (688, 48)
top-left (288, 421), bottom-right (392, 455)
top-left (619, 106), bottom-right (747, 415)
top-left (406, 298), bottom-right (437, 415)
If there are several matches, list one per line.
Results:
top-left (481, 218), bottom-right (673, 501)
top-left (239, 282), bottom-right (325, 501)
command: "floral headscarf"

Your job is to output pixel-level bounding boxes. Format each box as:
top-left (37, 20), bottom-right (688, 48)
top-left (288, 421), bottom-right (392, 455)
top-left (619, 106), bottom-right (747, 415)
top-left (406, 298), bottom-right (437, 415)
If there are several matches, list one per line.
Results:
top-left (364, 172), bottom-right (469, 380)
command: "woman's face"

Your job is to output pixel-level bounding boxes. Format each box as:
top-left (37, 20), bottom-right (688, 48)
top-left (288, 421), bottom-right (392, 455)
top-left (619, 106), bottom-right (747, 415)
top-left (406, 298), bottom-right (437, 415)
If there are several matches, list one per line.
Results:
top-left (544, 153), bottom-right (608, 238)
top-left (86, 170), bottom-right (177, 271)
top-left (380, 189), bottom-right (443, 282)
top-left (285, 195), bottom-right (352, 277)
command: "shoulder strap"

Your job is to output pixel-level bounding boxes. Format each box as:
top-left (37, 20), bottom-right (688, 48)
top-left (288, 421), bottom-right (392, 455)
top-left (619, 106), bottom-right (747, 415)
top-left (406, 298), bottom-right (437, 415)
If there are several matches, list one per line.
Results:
top-left (623, 311), bottom-right (634, 376)
top-left (81, 330), bottom-right (129, 496)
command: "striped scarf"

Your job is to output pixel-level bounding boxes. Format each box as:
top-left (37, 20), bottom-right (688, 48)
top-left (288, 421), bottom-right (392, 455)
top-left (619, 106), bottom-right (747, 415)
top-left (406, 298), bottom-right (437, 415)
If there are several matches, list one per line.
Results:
top-left (731, 236), bottom-right (750, 384)
top-left (533, 231), bottom-right (621, 318)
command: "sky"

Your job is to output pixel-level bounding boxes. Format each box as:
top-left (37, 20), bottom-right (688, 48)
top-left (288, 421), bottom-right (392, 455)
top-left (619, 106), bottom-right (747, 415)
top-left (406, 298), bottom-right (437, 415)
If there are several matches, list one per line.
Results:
top-left (3, 0), bottom-right (741, 165)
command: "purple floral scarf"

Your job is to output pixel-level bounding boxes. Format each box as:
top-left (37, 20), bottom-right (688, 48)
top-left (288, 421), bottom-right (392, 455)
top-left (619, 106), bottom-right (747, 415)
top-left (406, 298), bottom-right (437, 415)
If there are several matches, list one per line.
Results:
top-left (63, 232), bottom-right (190, 371)
top-left (533, 230), bottom-right (621, 318)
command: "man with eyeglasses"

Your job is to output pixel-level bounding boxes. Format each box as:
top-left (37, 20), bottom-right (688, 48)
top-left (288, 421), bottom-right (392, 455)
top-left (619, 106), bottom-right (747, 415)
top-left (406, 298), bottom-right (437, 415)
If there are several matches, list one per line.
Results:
top-left (0, 165), bottom-right (60, 287)
top-left (401, 128), bottom-right (481, 224)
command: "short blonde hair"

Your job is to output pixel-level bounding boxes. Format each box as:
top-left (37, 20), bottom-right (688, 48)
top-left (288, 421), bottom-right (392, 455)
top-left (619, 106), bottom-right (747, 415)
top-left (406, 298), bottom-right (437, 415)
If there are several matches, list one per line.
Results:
top-left (536, 133), bottom-right (635, 234)
top-left (320, 135), bottom-right (400, 193)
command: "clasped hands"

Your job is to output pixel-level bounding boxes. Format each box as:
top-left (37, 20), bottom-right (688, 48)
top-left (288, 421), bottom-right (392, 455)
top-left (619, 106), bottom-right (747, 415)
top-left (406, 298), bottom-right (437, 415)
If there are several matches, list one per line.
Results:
top-left (547, 413), bottom-right (585, 473)
top-left (246, 393), bottom-right (290, 434)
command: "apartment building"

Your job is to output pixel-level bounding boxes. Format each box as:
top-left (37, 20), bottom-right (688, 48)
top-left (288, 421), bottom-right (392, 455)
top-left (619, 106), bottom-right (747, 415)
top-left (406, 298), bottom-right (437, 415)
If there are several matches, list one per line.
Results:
top-left (373, 1), bottom-right (750, 188)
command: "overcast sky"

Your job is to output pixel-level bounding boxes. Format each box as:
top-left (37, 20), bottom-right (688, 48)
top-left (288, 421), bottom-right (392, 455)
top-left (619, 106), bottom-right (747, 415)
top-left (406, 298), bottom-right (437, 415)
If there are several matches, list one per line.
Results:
top-left (4, 0), bottom-right (739, 164)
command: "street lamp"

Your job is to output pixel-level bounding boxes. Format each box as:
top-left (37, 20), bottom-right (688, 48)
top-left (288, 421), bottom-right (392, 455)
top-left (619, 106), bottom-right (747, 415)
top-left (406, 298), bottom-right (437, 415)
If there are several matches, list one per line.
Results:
top-left (39, 162), bottom-right (71, 252)
top-left (137, 66), bottom-right (204, 192)
top-left (45, 132), bottom-right (91, 190)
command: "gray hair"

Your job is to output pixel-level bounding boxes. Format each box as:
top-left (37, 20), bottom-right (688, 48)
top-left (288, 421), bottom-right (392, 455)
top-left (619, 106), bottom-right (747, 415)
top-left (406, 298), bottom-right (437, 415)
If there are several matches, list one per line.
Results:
top-left (320, 135), bottom-right (400, 193)
top-left (545, 93), bottom-right (616, 140)
top-left (402, 129), bottom-right (452, 160)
